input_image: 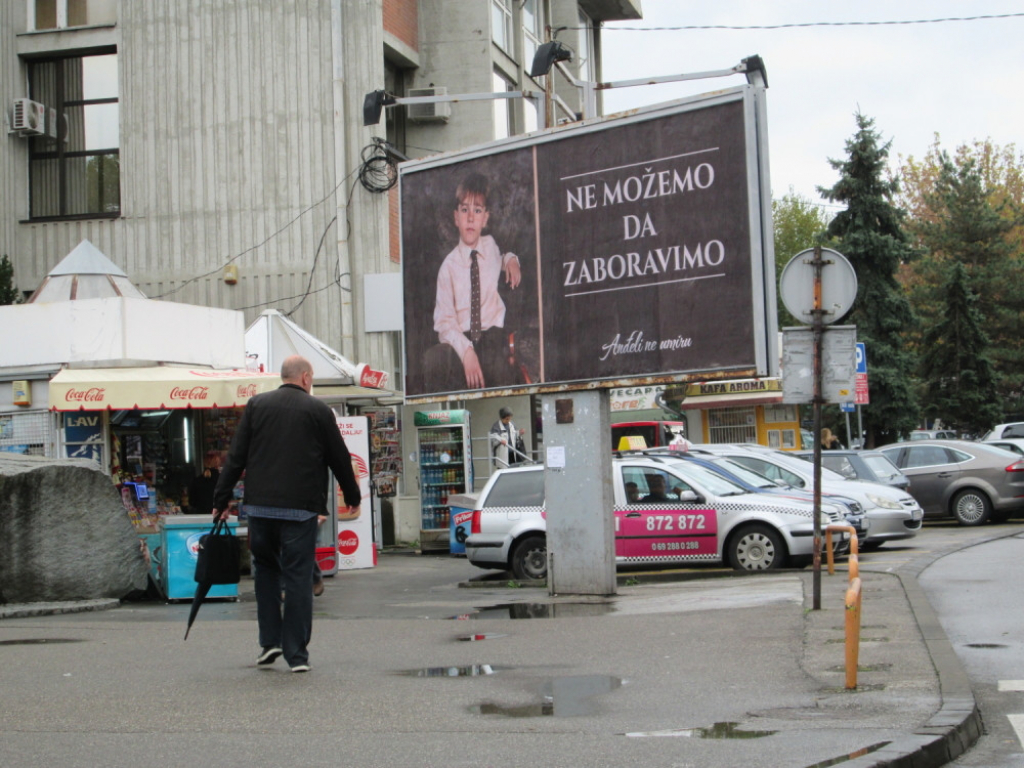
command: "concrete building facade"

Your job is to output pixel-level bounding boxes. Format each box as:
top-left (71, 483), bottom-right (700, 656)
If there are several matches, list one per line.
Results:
top-left (2, 0), bottom-right (641, 542)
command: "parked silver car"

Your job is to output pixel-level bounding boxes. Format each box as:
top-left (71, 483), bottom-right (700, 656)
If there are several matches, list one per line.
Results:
top-left (877, 440), bottom-right (1024, 525)
top-left (690, 444), bottom-right (923, 549)
top-left (792, 449), bottom-right (910, 492)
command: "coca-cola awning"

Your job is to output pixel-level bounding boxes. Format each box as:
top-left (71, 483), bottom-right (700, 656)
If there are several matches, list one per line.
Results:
top-left (48, 367), bottom-right (283, 411)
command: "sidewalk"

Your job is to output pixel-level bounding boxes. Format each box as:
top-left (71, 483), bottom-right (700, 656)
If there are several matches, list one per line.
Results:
top-left (0, 539), bottom-right (987, 768)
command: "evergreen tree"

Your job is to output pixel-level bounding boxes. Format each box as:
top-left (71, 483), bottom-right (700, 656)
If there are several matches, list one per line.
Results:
top-left (0, 255), bottom-right (21, 305)
top-left (918, 261), bottom-right (1001, 435)
top-left (818, 114), bottom-right (918, 446)
top-left (912, 154), bottom-right (1024, 416)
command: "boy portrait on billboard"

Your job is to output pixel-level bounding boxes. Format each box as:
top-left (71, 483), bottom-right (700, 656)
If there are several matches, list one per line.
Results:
top-left (403, 151), bottom-right (539, 397)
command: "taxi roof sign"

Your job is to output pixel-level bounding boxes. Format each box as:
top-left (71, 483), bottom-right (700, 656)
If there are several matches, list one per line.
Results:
top-left (617, 435), bottom-right (648, 451)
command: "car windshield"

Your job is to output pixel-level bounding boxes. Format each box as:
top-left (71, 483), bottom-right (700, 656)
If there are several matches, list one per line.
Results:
top-left (765, 451), bottom-right (846, 483)
top-left (665, 459), bottom-right (749, 496)
top-left (861, 454), bottom-right (902, 481)
top-left (709, 457), bottom-right (778, 489)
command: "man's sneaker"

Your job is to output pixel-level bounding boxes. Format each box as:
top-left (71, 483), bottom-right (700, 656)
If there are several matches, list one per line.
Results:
top-left (290, 663), bottom-right (311, 673)
top-left (313, 580), bottom-right (324, 597)
top-left (257, 646), bottom-right (282, 666)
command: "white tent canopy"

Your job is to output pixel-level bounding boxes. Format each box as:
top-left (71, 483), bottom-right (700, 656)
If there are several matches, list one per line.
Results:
top-left (244, 309), bottom-right (390, 397)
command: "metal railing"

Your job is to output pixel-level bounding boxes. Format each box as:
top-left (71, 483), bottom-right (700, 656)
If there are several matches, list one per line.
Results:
top-left (825, 524), bottom-right (862, 690)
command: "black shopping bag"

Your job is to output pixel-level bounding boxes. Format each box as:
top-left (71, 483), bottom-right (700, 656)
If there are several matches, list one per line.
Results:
top-left (194, 519), bottom-right (241, 585)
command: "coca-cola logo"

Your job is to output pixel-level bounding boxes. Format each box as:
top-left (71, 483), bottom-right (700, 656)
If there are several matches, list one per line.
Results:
top-left (64, 387), bottom-right (105, 403)
top-left (236, 384), bottom-right (258, 398)
top-left (338, 531), bottom-right (359, 556)
top-left (359, 367), bottom-right (388, 389)
top-left (169, 386), bottom-right (210, 401)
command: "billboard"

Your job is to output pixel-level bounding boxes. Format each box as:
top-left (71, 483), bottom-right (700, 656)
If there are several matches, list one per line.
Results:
top-left (400, 86), bottom-right (776, 401)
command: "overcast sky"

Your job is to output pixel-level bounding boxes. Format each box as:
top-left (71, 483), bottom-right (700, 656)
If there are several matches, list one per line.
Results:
top-left (599, 1), bottom-right (1024, 210)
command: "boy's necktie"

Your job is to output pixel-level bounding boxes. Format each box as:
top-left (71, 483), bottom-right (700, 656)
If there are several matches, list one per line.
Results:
top-left (469, 250), bottom-right (481, 342)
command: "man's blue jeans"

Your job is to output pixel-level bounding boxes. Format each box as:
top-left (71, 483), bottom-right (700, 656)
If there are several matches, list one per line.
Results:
top-left (247, 515), bottom-right (319, 667)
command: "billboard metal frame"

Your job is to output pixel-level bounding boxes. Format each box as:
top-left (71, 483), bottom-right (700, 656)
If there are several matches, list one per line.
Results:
top-left (399, 84), bottom-right (777, 404)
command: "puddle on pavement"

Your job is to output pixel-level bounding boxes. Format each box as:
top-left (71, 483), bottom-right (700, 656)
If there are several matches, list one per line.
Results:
top-left (397, 664), bottom-right (499, 678)
top-left (469, 675), bottom-right (622, 717)
top-left (802, 741), bottom-right (890, 767)
top-left (0, 638), bottom-right (85, 646)
top-left (449, 602), bottom-right (615, 620)
top-left (457, 633), bottom-right (509, 641)
top-left (624, 721), bottom-right (776, 739)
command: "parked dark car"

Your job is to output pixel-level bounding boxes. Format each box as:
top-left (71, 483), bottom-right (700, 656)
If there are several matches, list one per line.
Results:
top-left (792, 449), bottom-right (910, 492)
top-left (878, 440), bottom-right (1024, 525)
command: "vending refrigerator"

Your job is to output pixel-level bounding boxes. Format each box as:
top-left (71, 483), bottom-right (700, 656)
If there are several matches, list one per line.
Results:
top-left (414, 410), bottom-right (473, 552)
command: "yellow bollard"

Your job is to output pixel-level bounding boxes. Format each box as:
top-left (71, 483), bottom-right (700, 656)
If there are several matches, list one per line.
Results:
top-left (825, 524), bottom-right (858, 577)
top-left (845, 576), bottom-right (862, 689)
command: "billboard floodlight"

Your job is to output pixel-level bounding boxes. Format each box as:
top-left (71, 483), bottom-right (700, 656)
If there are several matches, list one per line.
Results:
top-left (529, 40), bottom-right (573, 78)
top-left (363, 90), bottom-right (396, 126)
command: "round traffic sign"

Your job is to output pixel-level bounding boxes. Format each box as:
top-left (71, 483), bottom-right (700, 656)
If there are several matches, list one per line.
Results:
top-left (778, 247), bottom-right (857, 325)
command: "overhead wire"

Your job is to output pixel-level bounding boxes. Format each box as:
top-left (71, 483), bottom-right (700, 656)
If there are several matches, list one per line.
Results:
top-left (597, 12), bottom-right (1024, 32)
top-left (153, 138), bottom-right (396, 310)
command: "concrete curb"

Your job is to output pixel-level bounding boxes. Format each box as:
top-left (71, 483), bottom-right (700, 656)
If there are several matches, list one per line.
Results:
top-left (0, 598), bottom-right (120, 620)
top-left (841, 528), bottom-right (1021, 767)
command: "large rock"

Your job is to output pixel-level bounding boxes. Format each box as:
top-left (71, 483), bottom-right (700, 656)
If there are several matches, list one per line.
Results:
top-left (0, 454), bottom-right (148, 603)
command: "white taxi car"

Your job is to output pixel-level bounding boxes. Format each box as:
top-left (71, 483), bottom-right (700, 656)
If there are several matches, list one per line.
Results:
top-left (465, 454), bottom-right (847, 581)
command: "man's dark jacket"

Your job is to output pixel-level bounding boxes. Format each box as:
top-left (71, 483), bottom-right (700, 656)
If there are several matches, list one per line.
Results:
top-left (213, 383), bottom-right (361, 514)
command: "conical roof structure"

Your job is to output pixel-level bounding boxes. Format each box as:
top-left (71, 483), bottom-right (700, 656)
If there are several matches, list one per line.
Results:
top-left (28, 240), bottom-right (146, 303)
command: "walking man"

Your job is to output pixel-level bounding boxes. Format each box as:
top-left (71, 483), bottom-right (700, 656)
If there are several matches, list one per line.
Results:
top-left (213, 355), bottom-right (361, 672)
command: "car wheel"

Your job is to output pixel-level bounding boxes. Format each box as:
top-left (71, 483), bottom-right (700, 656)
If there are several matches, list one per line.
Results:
top-left (728, 525), bottom-right (785, 571)
top-left (952, 489), bottom-right (992, 526)
top-left (511, 535), bottom-right (547, 581)
top-left (859, 541), bottom-right (884, 552)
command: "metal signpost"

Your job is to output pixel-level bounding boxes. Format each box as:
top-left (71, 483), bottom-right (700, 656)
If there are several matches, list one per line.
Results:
top-left (779, 246), bottom-right (857, 609)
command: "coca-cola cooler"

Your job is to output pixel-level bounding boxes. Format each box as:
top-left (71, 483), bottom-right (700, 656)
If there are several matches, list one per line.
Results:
top-left (414, 409), bottom-right (473, 553)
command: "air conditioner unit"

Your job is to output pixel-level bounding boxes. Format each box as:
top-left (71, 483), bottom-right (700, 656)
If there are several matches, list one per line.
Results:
top-left (407, 87), bottom-right (451, 122)
top-left (12, 98), bottom-right (46, 136)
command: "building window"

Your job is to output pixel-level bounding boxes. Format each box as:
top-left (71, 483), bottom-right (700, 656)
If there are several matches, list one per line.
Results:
top-left (27, 50), bottom-right (120, 219)
top-left (707, 407), bottom-right (757, 444)
top-left (30, 0), bottom-right (117, 31)
top-left (492, 70), bottom-right (514, 140)
top-left (491, 0), bottom-right (513, 54)
top-left (764, 404), bottom-right (797, 423)
top-left (522, 0), bottom-right (543, 70)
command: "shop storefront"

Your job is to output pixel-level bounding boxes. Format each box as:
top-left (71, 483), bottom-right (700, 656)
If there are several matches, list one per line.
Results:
top-left (612, 379), bottom-right (807, 451)
top-left (47, 366), bottom-right (282, 525)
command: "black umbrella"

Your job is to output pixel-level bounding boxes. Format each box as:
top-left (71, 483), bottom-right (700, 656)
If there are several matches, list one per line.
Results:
top-left (184, 582), bottom-right (214, 640)
top-left (184, 519), bottom-right (241, 640)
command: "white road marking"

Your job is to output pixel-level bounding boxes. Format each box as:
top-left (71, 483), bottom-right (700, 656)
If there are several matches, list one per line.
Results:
top-left (1008, 714), bottom-right (1024, 748)
top-left (998, 681), bottom-right (1024, 691)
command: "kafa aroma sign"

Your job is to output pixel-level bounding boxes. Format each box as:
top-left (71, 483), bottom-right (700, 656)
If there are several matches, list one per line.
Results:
top-left (400, 86), bottom-right (776, 400)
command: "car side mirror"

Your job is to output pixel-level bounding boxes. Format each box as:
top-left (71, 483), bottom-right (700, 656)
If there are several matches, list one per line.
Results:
top-left (678, 490), bottom-right (699, 503)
